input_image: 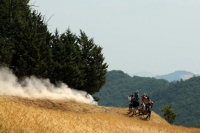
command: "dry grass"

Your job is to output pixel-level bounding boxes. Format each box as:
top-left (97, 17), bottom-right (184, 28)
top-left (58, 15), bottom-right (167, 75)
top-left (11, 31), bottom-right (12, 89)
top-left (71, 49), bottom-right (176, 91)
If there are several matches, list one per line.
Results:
top-left (0, 96), bottom-right (199, 133)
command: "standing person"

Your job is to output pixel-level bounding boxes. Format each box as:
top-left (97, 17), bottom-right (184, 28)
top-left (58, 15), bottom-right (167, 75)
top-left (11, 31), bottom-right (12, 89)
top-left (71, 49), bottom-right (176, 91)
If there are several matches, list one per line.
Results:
top-left (135, 90), bottom-right (139, 109)
top-left (129, 90), bottom-right (140, 116)
top-left (127, 95), bottom-right (133, 113)
top-left (138, 101), bottom-right (146, 115)
top-left (146, 96), bottom-right (153, 120)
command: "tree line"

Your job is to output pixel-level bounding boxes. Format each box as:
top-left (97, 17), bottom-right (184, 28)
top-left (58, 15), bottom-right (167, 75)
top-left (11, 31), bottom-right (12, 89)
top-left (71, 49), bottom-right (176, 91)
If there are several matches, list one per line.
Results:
top-left (0, 0), bottom-right (108, 94)
top-left (94, 70), bottom-right (200, 127)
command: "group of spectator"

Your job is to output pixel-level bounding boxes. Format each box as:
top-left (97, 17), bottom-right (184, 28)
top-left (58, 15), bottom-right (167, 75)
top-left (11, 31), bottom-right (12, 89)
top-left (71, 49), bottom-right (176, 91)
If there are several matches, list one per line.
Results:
top-left (128, 90), bottom-right (153, 120)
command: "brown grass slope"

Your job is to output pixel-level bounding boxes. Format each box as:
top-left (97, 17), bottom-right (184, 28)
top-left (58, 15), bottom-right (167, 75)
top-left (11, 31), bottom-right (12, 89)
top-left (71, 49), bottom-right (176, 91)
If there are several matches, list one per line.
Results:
top-left (0, 96), bottom-right (199, 133)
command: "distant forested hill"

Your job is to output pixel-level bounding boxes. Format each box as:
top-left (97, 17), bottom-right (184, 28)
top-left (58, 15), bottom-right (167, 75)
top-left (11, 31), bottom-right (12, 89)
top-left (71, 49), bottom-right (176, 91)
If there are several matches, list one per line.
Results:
top-left (94, 70), bottom-right (200, 127)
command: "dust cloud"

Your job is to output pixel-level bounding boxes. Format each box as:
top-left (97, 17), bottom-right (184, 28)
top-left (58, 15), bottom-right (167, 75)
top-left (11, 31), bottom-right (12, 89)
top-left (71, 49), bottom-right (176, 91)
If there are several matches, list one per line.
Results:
top-left (0, 67), bottom-right (91, 104)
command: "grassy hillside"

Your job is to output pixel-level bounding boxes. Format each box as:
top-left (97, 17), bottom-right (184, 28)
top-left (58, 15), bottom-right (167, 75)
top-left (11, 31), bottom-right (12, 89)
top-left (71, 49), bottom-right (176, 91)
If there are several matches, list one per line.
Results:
top-left (0, 96), bottom-right (199, 133)
top-left (94, 70), bottom-right (200, 126)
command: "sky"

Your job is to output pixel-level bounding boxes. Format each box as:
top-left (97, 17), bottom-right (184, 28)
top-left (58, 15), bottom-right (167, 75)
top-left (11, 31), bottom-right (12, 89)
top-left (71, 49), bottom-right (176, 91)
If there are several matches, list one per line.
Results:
top-left (29, 0), bottom-right (200, 75)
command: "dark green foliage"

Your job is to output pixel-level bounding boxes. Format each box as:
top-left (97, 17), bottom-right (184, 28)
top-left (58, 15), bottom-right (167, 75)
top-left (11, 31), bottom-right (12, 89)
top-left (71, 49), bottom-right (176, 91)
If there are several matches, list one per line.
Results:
top-left (50, 29), bottom-right (85, 90)
top-left (0, 0), bottom-right (108, 94)
top-left (0, 38), bottom-right (15, 67)
top-left (94, 70), bottom-right (168, 107)
top-left (161, 105), bottom-right (176, 124)
top-left (194, 125), bottom-right (200, 128)
top-left (0, 0), bottom-right (30, 38)
top-left (9, 10), bottom-right (51, 78)
top-left (0, 0), bottom-right (31, 74)
top-left (94, 70), bottom-right (200, 126)
top-left (78, 30), bottom-right (108, 94)
top-left (48, 29), bottom-right (108, 94)
top-left (152, 76), bottom-right (200, 126)
top-left (0, 0), bottom-right (50, 77)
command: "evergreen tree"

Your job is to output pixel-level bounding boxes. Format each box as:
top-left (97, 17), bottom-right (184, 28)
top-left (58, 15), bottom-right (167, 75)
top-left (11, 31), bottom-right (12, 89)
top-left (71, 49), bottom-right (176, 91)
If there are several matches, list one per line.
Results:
top-left (50, 29), bottom-right (64, 84)
top-left (0, 0), bottom-right (31, 73)
top-left (0, 0), bottom-right (53, 79)
top-left (161, 104), bottom-right (177, 124)
top-left (10, 9), bottom-right (52, 78)
top-left (0, 0), bottom-right (30, 38)
top-left (0, 0), bottom-right (108, 96)
top-left (59, 29), bottom-right (86, 89)
top-left (0, 38), bottom-right (15, 66)
top-left (29, 11), bottom-right (53, 78)
top-left (78, 30), bottom-right (108, 94)
top-left (50, 29), bottom-right (86, 89)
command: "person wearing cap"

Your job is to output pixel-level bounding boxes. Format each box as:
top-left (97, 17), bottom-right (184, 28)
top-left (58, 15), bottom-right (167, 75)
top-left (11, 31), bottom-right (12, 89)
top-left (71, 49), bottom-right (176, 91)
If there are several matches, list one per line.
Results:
top-left (132, 90), bottom-right (139, 114)
top-left (135, 90), bottom-right (139, 106)
top-left (146, 96), bottom-right (152, 120)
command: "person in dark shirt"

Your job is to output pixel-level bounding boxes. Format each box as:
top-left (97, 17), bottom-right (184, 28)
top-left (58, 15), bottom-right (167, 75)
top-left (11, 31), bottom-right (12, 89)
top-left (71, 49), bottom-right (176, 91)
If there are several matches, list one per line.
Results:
top-left (146, 96), bottom-right (153, 120)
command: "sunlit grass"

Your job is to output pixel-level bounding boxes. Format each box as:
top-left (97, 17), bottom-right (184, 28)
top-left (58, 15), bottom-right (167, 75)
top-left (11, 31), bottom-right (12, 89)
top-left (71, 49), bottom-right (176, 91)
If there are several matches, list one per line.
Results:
top-left (0, 96), bottom-right (199, 133)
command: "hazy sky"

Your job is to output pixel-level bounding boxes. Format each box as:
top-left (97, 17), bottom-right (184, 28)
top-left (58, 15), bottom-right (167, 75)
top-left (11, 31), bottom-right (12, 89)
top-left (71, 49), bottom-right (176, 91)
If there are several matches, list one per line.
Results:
top-left (29, 0), bottom-right (200, 75)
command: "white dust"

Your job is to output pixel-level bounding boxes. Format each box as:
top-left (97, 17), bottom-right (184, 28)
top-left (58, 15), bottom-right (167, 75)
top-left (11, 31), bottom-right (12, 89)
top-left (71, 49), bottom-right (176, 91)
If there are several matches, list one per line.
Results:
top-left (0, 67), bottom-right (91, 104)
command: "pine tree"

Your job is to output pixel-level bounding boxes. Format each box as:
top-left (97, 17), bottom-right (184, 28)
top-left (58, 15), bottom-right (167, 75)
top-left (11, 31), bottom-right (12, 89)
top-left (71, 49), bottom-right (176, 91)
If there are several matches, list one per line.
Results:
top-left (50, 29), bottom-right (64, 84)
top-left (0, 0), bottom-right (108, 94)
top-left (50, 29), bottom-right (85, 89)
top-left (29, 11), bottom-right (53, 78)
top-left (0, 38), bottom-right (15, 66)
top-left (0, 0), bottom-right (31, 73)
top-left (59, 29), bottom-right (86, 89)
top-left (78, 30), bottom-right (108, 94)
top-left (0, 0), bottom-right (53, 78)
top-left (161, 104), bottom-right (177, 124)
